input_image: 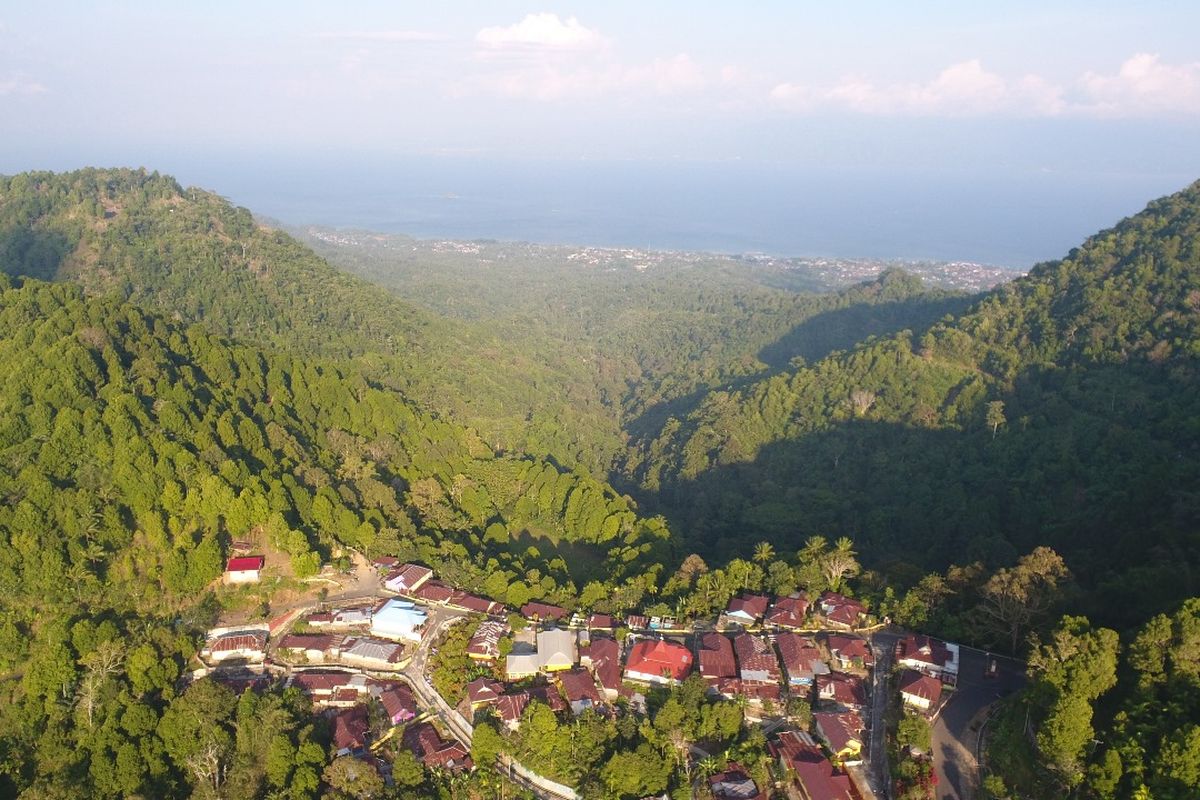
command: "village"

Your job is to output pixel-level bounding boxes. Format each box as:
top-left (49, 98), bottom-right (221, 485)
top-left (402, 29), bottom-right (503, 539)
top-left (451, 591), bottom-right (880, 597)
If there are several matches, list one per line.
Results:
top-left (197, 555), bottom-right (972, 800)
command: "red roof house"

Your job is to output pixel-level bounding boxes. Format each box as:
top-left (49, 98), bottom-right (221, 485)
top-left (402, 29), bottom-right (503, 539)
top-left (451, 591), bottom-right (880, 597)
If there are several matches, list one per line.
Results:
top-left (372, 555), bottom-right (400, 570)
top-left (290, 671), bottom-right (352, 698)
top-left (465, 677), bottom-right (505, 710)
top-left (624, 639), bottom-right (693, 685)
top-left (818, 592), bottom-right (866, 628)
top-left (529, 684), bottom-right (567, 714)
top-left (733, 633), bottom-right (782, 700)
top-left (225, 556), bottom-right (264, 584)
top-left (814, 710), bottom-right (865, 762)
top-left (708, 761), bottom-right (768, 800)
top-left (698, 632), bottom-right (738, 687)
top-left (587, 613), bottom-right (615, 630)
top-left (894, 634), bottom-right (959, 679)
top-left (899, 669), bottom-right (944, 712)
top-left (412, 580), bottom-right (454, 605)
top-left (331, 706), bottom-right (371, 755)
top-left (378, 683), bottom-right (417, 725)
top-left (382, 563), bottom-right (433, 594)
top-left (450, 591), bottom-right (506, 615)
top-left (816, 672), bottom-right (867, 709)
top-left (765, 593), bottom-right (810, 629)
top-left (467, 620), bottom-right (507, 661)
top-left (771, 730), bottom-right (855, 800)
top-left (583, 636), bottom-right (623, 699)
top-left (824, 634), bottom-right (873, 670)
top-left (495, 692), bottom-right (530, 729)
top-left (202, 629), bottom-right (267, 662)
top-left (776, 632), bottom-right (828, 687)
top-left (725, 594), bottom-right (770, 625)
top-left (402, 722), bottom-right (472, 772)
top-left (557, 669), bottom-right (603, 715)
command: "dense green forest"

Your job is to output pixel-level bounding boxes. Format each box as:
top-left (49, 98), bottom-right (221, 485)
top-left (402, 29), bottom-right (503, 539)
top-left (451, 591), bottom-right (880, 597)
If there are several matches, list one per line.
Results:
top-left (631, 183), bottom-right (1200, 629)
top-left (301, 228), bottom-right (975, 440)
top-left (0, 168), bottom-right (625, 472)
top-left (2, 167), bottom-right (1200, 798)
top-left (0, 274), bottom-right (675, 797)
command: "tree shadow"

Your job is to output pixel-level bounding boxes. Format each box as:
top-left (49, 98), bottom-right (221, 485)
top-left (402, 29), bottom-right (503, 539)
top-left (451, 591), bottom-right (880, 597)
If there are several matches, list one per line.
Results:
top-left (0, 226), bottom-right (73, 282)
top-left (629, 357), bottom-right (1200, 630)
top-left (938, 742), bottom-right (966, 799)
top-left (623, 291), bottom-right (975, 439)
top-left (756, 293), bottom-right (973, 369)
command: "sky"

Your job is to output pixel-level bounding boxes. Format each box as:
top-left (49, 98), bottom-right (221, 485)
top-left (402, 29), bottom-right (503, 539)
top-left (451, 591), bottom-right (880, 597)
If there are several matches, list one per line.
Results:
top-left (2, 3), bottom-right (1199, 262)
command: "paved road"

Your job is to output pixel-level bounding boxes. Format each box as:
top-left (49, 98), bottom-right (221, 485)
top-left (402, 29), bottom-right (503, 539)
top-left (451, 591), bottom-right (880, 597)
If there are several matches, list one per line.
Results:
top-left (404, 609), bottom-right (473, 742)
top-left (931, 647), bottom-right (1025, 800)
top-left (403, 611), bottom-right (578, 800)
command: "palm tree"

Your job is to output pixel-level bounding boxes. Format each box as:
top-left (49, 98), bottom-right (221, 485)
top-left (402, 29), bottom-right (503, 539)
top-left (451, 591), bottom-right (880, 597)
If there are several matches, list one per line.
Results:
top-left (698, 755), bottom-right (720, 776)
top-left (753, 541), bottom-right (775, 564)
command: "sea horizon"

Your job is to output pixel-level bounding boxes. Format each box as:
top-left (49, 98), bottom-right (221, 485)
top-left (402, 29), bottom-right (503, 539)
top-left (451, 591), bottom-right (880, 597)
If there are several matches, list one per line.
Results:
top-left (6, 154), bottom-right (1193, 269)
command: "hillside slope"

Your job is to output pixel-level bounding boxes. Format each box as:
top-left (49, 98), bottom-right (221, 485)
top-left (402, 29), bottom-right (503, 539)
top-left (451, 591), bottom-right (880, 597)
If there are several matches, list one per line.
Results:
top-left (637, 180), bottom-right (1200, 626)
top-left (303, 229), bottom-right (976, 430)
top-left (0, 168), bottom-right (979, 476)
top-left (0, 276), bottom-right (671, 637)
top-left (0, 168), bottom-right (628, 470)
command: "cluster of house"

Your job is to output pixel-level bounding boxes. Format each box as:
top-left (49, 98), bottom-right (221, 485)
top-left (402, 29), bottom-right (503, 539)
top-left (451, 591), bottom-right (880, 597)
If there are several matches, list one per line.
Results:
top-left (377, 560), bottom-right (505, 615)
top-left (894, 634), bottom-right (959, 716)
top-left (720, 591), bottom-right (868, 631)
top-left (458, 604), bottom-right (628, 728)
top-left (207, 557), bottom-right (934, 796)
top-left (284, 669), bottom-right (472, 773)
top-left (200, 597), bottom-right (430, 669)
top-left (438, 591), bottom-right (882, 800)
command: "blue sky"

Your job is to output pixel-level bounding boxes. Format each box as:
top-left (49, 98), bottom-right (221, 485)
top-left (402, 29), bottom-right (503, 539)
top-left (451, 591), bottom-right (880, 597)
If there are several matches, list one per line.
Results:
top-left (2, 2), bottom-right (1198, 171)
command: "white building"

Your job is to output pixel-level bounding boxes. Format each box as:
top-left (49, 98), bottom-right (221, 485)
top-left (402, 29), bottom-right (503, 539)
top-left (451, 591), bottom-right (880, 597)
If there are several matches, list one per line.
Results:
top-left (225, 556), bottom-right (264, 584)
top-left (370, 599), bottom-right (428, 643)
top-left (201, 629), bottom-right (267, 662)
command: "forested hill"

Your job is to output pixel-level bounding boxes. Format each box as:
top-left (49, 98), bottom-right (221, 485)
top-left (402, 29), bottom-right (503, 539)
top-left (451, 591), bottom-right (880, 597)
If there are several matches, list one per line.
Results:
top-left (0, 168), bottom-right (975, 476)
top-left (0, 168), bottom-right (629, 471)
top-left (300, 224), bottom-right (976, 456)
top-left (635, 179), bottom-right (1200, 628)
top-left (0, 274), bottom-right (673, 637)
top-left (0, 169), bottom-right (444, 358)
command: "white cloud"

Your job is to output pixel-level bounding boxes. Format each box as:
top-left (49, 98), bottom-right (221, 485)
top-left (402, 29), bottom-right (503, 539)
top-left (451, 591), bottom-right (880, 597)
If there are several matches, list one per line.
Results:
top-left (772, 60), bottom-right (1063, 117)
top-left (459, 53), bottom-right (707, 102)
top-left (771, 54), bottom-right (1200, 119)
top-left (0, 72), bottom-right (46, 96)
top-left (1079, 53), bottom-right (1200, 116)
top-left (476, 13), bottom-right (605, 51)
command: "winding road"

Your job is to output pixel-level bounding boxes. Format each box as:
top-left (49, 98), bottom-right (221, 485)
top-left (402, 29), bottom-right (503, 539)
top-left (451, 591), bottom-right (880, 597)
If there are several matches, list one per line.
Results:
top-left (930, 647), bottom-right (1025, 800)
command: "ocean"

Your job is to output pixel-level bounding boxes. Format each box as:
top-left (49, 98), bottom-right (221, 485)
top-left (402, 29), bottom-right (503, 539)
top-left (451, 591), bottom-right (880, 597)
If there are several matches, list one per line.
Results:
top-left (167, 156), bottom-right (1194, 269)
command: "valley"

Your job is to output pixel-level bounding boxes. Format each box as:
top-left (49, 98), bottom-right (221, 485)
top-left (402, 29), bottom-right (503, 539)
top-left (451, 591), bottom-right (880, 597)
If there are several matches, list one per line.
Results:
top-left (0, 168), bottom-right (1198, 799)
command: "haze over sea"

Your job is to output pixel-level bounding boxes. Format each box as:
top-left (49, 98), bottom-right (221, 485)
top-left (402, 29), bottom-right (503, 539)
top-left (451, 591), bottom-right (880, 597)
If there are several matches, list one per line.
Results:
top-left (168, 156), bottom-right (1190, 270)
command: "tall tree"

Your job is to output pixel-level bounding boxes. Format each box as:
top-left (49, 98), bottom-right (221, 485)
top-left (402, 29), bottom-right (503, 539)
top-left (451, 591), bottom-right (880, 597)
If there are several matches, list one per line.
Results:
top-left (977, 547), bottom-right (1069, 653)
